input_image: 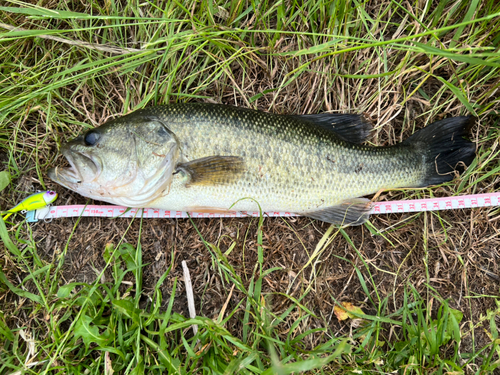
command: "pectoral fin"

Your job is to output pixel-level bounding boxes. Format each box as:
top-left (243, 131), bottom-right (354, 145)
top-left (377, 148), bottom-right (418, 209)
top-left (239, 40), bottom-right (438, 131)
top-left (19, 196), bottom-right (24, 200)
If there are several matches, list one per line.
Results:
top-left (176, 156), bottom-right (245, 186)
top-left (300, 198), bottom-right (373, 226)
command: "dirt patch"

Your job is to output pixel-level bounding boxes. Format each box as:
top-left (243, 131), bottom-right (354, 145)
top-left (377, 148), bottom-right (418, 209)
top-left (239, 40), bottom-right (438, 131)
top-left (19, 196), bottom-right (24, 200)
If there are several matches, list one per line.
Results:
top-left (1, 1), bottom-right (500, 363)
top-left (19, 182), bottom-right (499, 352)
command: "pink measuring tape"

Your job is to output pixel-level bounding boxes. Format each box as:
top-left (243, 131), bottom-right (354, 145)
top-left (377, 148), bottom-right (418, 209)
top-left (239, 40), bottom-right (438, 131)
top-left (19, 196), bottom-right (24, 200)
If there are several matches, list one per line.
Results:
top-left (25, 192), bottom-right (500, 222)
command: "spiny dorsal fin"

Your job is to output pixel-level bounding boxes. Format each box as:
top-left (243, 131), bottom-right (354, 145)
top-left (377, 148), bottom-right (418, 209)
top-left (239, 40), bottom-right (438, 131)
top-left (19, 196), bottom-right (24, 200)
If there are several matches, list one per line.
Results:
top-left (291, 113), bottom-right (372, 144)
top-left (300, 198), bottom-right (373, 226)
top-left (176, 156), bottom-right (245, 186)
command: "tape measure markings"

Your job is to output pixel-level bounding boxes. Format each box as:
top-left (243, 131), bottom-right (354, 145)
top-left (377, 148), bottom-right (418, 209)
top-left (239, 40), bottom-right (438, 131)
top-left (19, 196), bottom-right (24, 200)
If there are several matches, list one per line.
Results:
top-left (24, 192), bottom-right (500, 222)
top-left (371, 192), bottom-right (500, 214)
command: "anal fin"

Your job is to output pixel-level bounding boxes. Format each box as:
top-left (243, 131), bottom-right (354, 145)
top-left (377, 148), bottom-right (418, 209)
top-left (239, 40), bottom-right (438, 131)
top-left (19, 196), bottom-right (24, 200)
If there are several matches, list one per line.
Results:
top-left (300, 198), bottom-right (373, 226)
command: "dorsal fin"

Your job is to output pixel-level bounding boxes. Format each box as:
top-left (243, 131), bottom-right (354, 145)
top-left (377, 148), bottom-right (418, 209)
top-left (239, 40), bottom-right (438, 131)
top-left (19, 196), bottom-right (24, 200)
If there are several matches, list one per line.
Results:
top-left (291, 113), bottom-right (372, 144)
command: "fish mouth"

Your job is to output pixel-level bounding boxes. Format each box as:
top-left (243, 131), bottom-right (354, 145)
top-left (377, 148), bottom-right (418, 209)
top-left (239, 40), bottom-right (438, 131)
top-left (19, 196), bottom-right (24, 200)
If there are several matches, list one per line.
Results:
top-left (48, 149), bottom-right (101, 188)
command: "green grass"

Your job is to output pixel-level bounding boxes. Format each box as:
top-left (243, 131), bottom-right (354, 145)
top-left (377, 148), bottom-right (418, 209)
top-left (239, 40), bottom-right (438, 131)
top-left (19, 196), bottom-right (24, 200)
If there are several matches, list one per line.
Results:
top-left (1, 0), bottom-right (500, 373)
top-left (2, 214), bottom-right (500, 374)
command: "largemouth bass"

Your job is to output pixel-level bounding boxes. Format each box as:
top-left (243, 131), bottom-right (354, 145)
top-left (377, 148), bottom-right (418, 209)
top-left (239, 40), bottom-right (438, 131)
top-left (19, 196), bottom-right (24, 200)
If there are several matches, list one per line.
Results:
top-left (48, 104), bottom-right (475, 226)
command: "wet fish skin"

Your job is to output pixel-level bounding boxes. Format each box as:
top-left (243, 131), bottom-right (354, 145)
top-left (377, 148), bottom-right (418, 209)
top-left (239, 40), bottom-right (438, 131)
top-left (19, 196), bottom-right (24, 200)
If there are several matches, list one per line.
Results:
top-left (50, 115), bottom-right (179, 207)
top-left (48, 103), bottom-right (475, 225)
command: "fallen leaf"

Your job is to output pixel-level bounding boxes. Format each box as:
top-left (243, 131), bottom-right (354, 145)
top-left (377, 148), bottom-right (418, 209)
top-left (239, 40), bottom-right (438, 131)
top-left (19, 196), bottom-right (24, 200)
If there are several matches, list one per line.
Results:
top-left (334, 302), bottom-right (364, 321)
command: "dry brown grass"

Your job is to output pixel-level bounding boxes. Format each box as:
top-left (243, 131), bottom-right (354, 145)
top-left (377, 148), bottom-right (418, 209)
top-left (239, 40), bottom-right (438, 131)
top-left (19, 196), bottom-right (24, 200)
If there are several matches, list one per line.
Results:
top-left (1, 0), bottom-right (500, 372)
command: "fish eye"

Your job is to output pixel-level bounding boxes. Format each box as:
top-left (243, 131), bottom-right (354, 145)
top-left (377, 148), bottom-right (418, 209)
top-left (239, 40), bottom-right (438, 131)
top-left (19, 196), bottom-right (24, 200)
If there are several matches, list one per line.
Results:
top-left (48, 191), bottom-right (56, 196)
top-left (84, 131), bottom-right (100, 146)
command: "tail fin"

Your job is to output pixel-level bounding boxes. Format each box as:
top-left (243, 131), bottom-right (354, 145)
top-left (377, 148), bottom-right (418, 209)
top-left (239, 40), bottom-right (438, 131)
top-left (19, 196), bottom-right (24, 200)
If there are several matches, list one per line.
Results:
top-left (403, 116), bottom-right (476, 187)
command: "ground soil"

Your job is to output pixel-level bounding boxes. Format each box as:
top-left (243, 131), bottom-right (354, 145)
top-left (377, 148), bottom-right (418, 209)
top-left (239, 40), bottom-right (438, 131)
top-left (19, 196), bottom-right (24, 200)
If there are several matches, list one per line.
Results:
top-left (1, 5), bottom-right (499, 363)
top-left (6, 179), bottom-right (496, 357)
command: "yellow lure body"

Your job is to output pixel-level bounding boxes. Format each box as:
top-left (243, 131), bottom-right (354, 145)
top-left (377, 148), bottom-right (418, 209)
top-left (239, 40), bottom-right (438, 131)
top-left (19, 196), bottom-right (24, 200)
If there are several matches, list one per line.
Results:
top-left (2, 191), bottom-right (58, 220)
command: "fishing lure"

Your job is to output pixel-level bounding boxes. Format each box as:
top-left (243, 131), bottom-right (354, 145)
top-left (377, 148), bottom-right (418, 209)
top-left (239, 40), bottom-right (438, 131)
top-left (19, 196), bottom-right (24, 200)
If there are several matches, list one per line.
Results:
top-left (2, 190), bottom-right (58, 221)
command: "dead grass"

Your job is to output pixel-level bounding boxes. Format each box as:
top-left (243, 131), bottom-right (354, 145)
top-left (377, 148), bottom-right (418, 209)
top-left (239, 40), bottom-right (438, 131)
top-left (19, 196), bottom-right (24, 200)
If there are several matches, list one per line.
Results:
top-left (1, 0), bottom-right (500, 373)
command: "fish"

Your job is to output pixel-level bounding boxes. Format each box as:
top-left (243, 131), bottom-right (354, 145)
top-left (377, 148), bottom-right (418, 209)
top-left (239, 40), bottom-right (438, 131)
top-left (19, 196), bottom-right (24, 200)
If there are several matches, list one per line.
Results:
top-left (48, 103), bottom-right (476, 226)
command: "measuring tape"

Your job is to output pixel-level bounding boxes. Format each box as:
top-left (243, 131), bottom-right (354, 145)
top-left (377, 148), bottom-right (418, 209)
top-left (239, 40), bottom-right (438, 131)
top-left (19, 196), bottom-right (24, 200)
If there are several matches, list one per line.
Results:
top-left (25, 192), bottom-right (500, 222)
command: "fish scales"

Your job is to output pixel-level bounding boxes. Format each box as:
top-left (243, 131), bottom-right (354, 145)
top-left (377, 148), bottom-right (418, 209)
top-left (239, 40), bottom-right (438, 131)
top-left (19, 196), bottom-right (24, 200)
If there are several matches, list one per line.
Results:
top-left (132, 104), bottom-right (424, 211)
top-left (48, 103), bottom-right (475, 225)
